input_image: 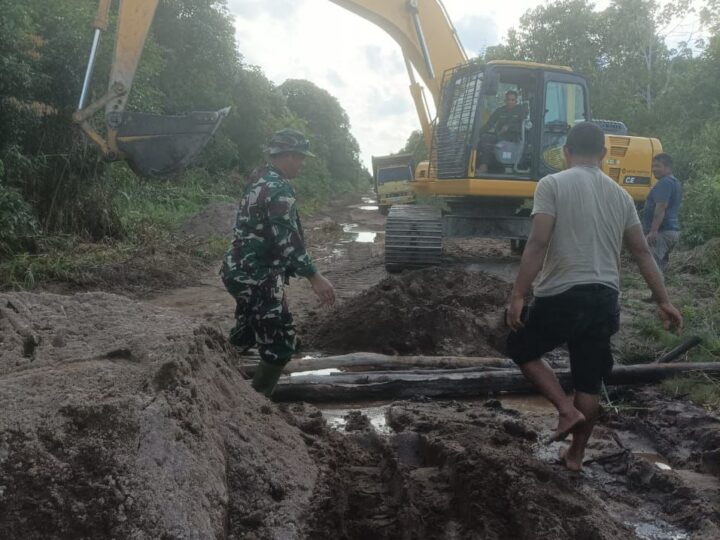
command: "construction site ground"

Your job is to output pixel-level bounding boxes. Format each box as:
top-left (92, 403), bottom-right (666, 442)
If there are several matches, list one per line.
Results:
top-left (1, 194), bottom-right (719, 539)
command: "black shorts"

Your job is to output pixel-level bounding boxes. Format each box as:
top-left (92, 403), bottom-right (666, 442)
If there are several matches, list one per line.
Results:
top-left (507, 284), bottom-right (620, 394)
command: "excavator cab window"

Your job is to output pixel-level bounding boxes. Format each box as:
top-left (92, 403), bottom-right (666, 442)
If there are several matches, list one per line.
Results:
top-left (472, 67), bottom-right (536, 178)
top-left (540, 79), bottom-right (589, 173)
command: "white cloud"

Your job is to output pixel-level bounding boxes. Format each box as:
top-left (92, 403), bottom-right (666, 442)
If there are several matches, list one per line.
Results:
top-left (232, 1), bottom-right (417, 167)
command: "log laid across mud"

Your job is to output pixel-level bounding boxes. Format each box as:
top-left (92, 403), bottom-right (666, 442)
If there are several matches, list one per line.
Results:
top-left (272, 362), bottom-right (720, 402)
top-left (239, 352), bottom-right (546, 375)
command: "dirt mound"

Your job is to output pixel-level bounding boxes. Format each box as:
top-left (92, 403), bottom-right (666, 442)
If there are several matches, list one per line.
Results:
top-left (675, 237), bottom-right (720, 274)
top-left (179, 201), bottom-right (237, 240)
top-left (0, 292), bottom-right (316, 539)
top-left (302, 266), bottom-right (512, 356)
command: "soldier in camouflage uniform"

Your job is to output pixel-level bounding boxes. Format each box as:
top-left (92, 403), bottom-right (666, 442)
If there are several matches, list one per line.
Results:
top-left (477, 90), bottom-right (525, 173)
top-left (221, 129), bottom-right (335, 397)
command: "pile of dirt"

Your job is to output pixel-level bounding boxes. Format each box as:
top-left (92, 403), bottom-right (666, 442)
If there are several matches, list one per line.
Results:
top-left (179, 201), bottom-right (237, 241)
top-left (675, 237), bottom-right (720, 275)
top-left (0, 292), bottom-right (316, 539)
top-left (302, 266), bottom-right (512, 356)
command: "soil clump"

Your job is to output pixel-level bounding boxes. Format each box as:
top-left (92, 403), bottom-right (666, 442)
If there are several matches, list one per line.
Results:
top-left (302, 266), bottom-right (512, 356)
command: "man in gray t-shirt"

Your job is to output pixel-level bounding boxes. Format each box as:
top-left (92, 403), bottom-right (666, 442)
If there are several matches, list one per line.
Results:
top-left (505, 122), bottom-right (683, 472)
top-left (642, 153), bottom-right (682, 273)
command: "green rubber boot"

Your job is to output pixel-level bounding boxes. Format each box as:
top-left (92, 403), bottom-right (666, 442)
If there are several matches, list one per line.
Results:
top-left (251, 361), bottom-right (286, 398)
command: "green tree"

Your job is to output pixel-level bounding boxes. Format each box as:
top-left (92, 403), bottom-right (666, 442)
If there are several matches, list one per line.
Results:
top-left (279, 79), bottom-right (369, 193)
top-left (396, 130), bottom-right (429, 164)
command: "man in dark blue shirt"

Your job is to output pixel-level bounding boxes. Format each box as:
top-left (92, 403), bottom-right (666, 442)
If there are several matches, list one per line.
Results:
top-left (642, 153), bottom-right (682, 273)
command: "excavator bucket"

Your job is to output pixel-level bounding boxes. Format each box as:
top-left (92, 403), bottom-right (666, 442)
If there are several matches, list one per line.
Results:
top-left (114, 107), bottom-right (230, 177)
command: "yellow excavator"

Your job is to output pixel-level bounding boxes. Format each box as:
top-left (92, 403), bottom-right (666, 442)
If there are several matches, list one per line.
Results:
top-left (330, 0), bottom-right (662, 270)
top-left (73, 0), bottom-right (229, 177)
top-left (76, 0), bottom-right (662, 269)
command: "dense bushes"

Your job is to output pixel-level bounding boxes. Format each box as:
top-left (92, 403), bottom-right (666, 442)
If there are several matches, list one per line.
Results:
top-left (0, 181), bottom-right (37, 256)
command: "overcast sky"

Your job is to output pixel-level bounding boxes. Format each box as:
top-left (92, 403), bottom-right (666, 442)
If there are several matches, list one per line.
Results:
top-left (229, 0), bottom-right (701, 168)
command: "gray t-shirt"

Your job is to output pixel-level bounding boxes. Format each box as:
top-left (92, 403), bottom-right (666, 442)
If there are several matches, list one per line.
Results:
top-left (532, 165), bottom-right (641, 297)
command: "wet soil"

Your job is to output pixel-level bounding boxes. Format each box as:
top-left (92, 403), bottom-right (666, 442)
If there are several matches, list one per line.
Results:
top-left (281, 394), bottom-right (720, 540)
top-left (0, 292), bottom-right (317, 539)
top-left (301, 266), bottom-right (512, 356)
top-left (5, 194), bottom-right (719, 539)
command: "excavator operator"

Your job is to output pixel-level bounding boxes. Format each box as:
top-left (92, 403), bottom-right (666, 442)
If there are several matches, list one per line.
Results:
top-left (477, 90), bottom-right (525, 173)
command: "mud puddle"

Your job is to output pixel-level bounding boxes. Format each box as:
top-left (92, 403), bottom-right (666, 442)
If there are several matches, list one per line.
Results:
top-left (319, 403), bottom-right (393, 434)
top-left (629, 521), bottom-right (688, 540)
top-left (341, 223), bottom-right (383, 244)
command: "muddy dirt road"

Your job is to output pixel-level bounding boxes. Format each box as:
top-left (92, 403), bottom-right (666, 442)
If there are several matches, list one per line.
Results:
top-left (143, 194), bottom-right (720, 539)
top-left (4, 194), bottom-right (718, 539)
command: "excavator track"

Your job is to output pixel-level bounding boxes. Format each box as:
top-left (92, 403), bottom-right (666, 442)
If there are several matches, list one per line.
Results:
top-left (384, 205), bottom-right (443, 272)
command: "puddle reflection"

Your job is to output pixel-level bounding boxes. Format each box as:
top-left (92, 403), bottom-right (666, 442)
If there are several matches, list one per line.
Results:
top-left (628, 520), bottom-right (688, 540)
top-left (321, 405), bottom-right (392, 434)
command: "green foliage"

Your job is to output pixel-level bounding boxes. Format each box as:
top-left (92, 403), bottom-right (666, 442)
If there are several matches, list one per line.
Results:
top-left (0, 0), bottom-right (367, 271)
top-left (397, 130), bottom-right (429, 164)
top-left (661, 374), bottom-right (720, 410)
top-left (279, 79), bottom-right (371, 196)
top-left (631, 298), bottom-right (720, 363)
top-left (110, 163), bottom-right (234, 236)
top-left (682, 175), bottom-right (720, 246)
top-left (0, 182), bottom-right (38, 257)
top-left (0, 238), bottom-right (121, 289)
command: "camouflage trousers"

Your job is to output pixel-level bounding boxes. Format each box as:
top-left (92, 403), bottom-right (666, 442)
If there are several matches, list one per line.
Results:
top-left (221, 271), bottom-right (296, 366)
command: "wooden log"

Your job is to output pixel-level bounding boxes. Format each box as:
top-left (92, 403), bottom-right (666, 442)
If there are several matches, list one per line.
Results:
top-left (653, 336), bottom-right (703, 363)
top-left (239, 352), bottom-right (524, 375)
top-left (272, 362), bottom-right (720, 403)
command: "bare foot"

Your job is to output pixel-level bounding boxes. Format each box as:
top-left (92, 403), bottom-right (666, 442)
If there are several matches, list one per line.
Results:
top-left (559, 446), bottom-right (583, 472)
top-left (549, 408), bottom-right (585, 443)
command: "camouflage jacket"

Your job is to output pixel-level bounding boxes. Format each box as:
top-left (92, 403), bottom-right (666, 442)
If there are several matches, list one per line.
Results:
top-left (224, 165), bottom-right (316, 280)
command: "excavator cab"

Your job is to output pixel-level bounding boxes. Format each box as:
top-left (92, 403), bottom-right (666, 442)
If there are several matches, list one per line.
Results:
top-left (433, 61), bottom-right (590, 182)
top-left (73, 0), bottom-right (229, 177)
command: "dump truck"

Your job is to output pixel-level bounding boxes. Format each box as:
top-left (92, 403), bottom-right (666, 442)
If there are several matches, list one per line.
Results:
top-left (372, 153), bottom-right (416, 215)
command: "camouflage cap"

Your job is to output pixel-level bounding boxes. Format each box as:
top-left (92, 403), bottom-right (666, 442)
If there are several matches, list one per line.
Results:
top-left (265, 128), bottom-right (315, 157)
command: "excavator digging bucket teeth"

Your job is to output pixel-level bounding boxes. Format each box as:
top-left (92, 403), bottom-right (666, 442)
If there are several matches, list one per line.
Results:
top-left (115, 107), bottom-right (231, 177)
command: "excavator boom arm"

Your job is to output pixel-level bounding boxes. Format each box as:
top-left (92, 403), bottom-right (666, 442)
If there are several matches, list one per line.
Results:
top-left (329, 0), bottom-right (467, 105)
top-left (329, 0), bottom-right (467, 149)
